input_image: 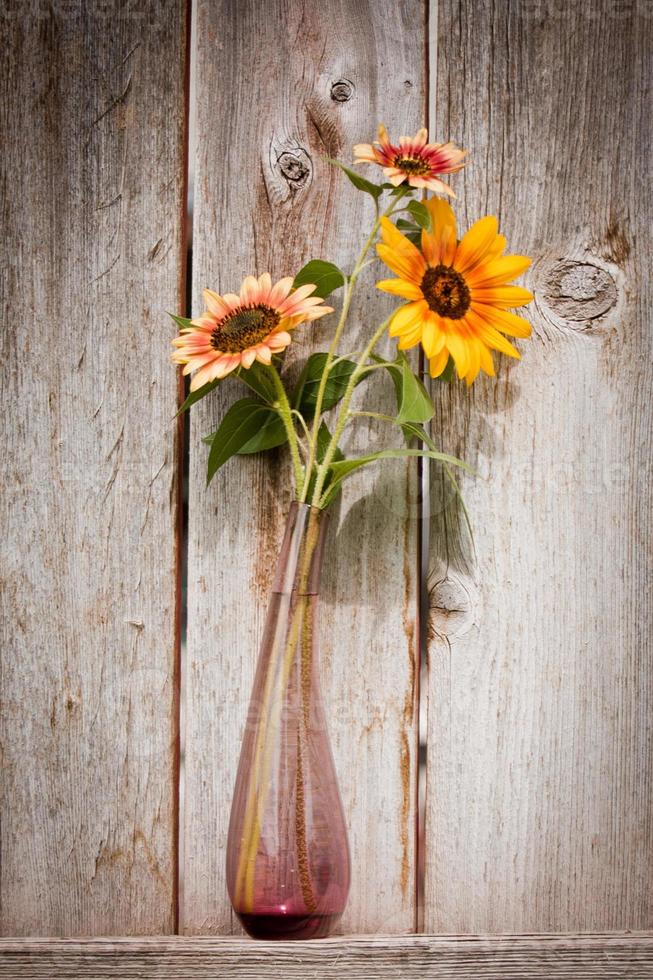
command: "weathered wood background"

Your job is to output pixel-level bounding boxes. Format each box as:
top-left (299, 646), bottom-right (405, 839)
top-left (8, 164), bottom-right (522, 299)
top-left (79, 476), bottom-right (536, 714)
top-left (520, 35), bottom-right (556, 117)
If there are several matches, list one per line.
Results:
top-left (426, 0), bottom-right (653, 934)
top-left (1, 2), bottom-right (187, 935)
top-left (1, 0), bottom-right (651, 959)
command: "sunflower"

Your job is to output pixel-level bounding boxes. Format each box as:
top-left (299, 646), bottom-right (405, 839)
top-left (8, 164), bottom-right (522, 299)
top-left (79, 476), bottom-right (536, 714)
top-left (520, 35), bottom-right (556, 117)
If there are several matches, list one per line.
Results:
top-left (353, 124), bottom-right (466, 195)
top-left (172, 274), bottom-right (332, 390)
top-left (376, 199), bottom-right (533, 384)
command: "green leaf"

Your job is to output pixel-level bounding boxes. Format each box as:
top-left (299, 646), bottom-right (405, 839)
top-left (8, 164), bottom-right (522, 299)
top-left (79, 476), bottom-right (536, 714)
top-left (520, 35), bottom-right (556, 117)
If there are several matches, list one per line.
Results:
top-left (176, 380), bottom-right (220, 416)
top-left (293, 353), bottom-right (361, 416)
top-left (168, 312), bottom-right (194, 331)
top-left (406, 200), bottom-right (431, 230)
top-left (235, 362), bottom-right (276, 403)
top-left (327, 157), bottom-right (383, 200)
top-left (237, 409), bottom-right (287, 454)
top-left (316, 420), bottom-right (344, 464)
top-left (371, 352), bottom-right (434, 425)
top-left (395, 360), bottom-right (434, 424)
top-left (205, 398), bottom-right (276, 484)
top-left (293, 260), bottom-right (345, 300)
top-left (326, 448), bottom-right (470, 495)
top-left (398, 420), bottom-right (431, 445)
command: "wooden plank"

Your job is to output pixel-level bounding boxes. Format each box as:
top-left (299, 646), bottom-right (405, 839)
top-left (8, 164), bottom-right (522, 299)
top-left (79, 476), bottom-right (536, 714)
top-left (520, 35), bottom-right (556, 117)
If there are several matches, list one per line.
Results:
top-left (425, 0), bottom-right (653, 932)
top-left (1, 934), bottom-right (652, 979)
top-left (184, 0), bottom-right (424, 934)
top-left (0, 3), bottom-right (187, 935)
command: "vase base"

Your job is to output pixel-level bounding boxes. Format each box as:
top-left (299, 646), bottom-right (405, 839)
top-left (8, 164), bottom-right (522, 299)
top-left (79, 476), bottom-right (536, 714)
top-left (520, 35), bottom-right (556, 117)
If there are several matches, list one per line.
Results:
top-left (237, 911), bottom-right (341, 941)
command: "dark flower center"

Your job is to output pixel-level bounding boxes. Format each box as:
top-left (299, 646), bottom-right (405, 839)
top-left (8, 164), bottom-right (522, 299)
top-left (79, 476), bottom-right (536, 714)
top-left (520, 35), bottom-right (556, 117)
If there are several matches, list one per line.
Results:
top-left (393, 155), bottom-right (431, 176)
top-left (211, 305), bottom-right (280, 353)
top-left (421, 264), bottom-right (470, 319)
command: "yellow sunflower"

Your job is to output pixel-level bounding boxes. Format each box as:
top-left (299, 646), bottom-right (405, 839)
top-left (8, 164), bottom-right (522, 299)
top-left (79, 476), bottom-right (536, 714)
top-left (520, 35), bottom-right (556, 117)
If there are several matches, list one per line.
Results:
top-left (376, 199), bottom-right (533, 384)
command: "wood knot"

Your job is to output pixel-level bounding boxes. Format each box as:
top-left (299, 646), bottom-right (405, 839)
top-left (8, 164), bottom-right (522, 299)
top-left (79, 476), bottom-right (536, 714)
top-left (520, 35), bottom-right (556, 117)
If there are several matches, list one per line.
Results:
top-left (541, 260), bottom-right (617, 326)
top-left (276, 150), bottom-right (311, 190)
top-left (330, 78), bottom-right (354, 102)
top-left (428, 569), bottom-right (477, 642)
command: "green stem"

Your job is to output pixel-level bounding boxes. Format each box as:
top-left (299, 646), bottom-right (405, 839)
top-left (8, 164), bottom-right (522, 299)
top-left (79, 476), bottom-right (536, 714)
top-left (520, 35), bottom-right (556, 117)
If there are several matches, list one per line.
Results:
top-left (269, 363), bottom-right (303, 495)
top-left (348, 409), bottom-right (398, 424)
top-left (311, 317), bottom-right (391, 507)
top-left (299, 192), bottom-right (409, 503)
top-left (291, 408), bottom-right (312, 446)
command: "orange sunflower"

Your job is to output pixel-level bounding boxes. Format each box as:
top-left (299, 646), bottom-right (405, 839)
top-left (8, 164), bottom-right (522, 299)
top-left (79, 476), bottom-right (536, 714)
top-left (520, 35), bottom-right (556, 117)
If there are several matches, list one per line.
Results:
top-left (353, 124), bottom-right (466, 195)
top-left (376, 199), bottom-right (533, 384)
top-left (172, 274), bottom-right (332, 390)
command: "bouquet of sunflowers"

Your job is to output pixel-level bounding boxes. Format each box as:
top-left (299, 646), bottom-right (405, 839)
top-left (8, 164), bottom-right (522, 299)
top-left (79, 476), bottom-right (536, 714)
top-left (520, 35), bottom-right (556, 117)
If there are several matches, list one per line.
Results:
top-left (171, 124), bottom-right (532, 507)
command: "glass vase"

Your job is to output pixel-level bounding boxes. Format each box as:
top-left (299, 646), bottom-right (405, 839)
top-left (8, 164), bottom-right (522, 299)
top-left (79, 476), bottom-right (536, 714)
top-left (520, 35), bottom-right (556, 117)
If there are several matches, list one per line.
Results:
top-left (226, 502), bottom-right (350, 941)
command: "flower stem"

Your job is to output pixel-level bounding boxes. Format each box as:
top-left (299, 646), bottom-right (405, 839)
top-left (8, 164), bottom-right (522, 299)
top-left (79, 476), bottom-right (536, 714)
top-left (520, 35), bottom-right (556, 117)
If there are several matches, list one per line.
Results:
top-left (299, 193), bottom-right (408, 503)
top-left (269, 362), bottom-right (304, 495)
top-left (311, 317), bottom-right (391, 507)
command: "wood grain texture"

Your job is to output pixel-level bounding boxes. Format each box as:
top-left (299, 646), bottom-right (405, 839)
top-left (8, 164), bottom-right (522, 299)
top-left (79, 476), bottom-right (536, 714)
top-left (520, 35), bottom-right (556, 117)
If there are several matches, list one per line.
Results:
top-left (0, 3), bottom-right (187, 934)
top-left (1, 934), bottom-right (652, 978)
top-left (425, 0), bottom-right (653, 932)
top-left (183, 0), bottom-right (424, 935)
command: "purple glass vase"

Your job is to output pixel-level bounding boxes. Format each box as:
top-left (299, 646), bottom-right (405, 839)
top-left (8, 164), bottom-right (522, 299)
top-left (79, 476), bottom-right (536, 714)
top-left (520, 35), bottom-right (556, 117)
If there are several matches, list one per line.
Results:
top-left (226, 503), bottom-right (350, 940)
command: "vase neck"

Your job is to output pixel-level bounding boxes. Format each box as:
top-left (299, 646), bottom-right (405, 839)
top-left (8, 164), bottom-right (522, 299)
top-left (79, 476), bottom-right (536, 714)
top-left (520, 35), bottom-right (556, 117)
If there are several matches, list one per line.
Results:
top-left (271, 502), bottom-right (329, 597)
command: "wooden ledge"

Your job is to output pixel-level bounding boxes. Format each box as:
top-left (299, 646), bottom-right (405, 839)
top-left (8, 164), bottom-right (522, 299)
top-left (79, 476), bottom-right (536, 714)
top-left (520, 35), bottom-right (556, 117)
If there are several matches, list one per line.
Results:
top-left (1, 933), bottom-right (652, 978)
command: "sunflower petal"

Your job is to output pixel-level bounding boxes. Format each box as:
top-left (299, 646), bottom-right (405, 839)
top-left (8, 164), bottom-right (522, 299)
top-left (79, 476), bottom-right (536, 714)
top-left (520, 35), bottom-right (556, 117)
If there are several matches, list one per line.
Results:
top-left (478, 342), bottom-right (495, 377)
top-left (464, 338), bottom-right (482, 386)
top-left (421, 314), bottom-right (441, 358)
top-left (257, 272), bottom-right (272, 298)
top-left (255, 345), bottom-right (272, 365)
top-left (267, 330), bottom-right (292, 349)
top-left (397, 332), bottom-right (421, 350)
top-left (380, 217), bottom-right (426, 262)
top-left (267, 276), bottom-right (294, 306)
top-left (377, 122), bottom-right (391, 147)
top-left (203, 289), bottom-right (230, 317)
top-left (423, 176), bottom-right (456, 197)
top-left (467, 255), bottom-right (532, 287)
top-left (377, 243), bottom-right (426, 283)
top-left (422, 198), bottom-right (457, 266)
top-left (376, 278), bottom-right (424, 300)
top-left (454, 216), bottom-right (499, 274)
top-left (239, 275), bottom-right (260, 305)
top-left (444, 330), bottom-right (470, 377)
top-left (191, 359), bottom-right (222, 391)
top-left (222, 292), bottom-right (241, 310)
top-left (429, 347), bottom-right (450, 378)
top-left (388, 301), bottom-right (427, 336)
top-left (470, 285), bottom-right (534, 309)
top-left (466, 308), bottom-right (521, 358)
top-left (353, 142), bottom-right (377, 162)
top-left (471, 303), bottom-right (532, 338)
top-left (485, 234), bottom-right (507, 261)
